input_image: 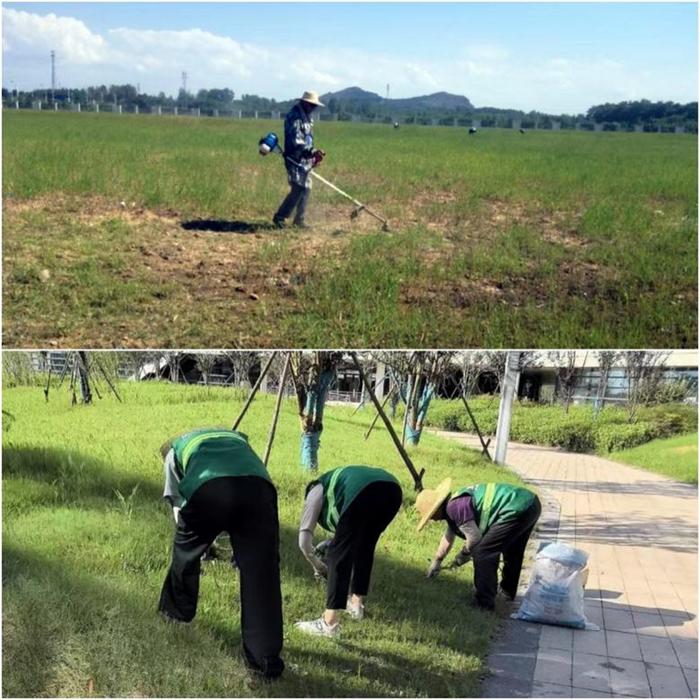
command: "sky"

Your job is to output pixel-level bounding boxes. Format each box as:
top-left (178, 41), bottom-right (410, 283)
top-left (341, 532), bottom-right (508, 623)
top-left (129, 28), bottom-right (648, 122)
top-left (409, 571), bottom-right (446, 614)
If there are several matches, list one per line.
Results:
top-left (2, 2), bottom-right (697, 114)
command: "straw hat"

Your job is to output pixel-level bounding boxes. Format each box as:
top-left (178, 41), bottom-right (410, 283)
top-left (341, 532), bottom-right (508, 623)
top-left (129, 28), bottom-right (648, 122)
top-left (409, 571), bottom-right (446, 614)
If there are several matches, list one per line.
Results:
top-left (415, 478), bottom-right (452, 532)
top-left (300, 90), bottom-right (325, 107)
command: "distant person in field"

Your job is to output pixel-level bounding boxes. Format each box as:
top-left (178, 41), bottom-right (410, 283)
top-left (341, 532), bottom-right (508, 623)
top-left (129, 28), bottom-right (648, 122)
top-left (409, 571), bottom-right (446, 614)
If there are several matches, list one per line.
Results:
top-left (417, 480), bottom-right (541, 610)
top-left (273, 90), bottom-right (326, 229)
top-left (295, 465), bottom-right (403, 637)
top-left (158, 427), bottom-right (284, 679)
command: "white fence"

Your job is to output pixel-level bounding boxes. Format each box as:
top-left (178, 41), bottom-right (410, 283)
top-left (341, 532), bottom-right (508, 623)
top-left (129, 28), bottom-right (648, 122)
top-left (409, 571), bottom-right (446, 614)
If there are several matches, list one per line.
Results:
top-left (3, 100), bottom-right (689, 133)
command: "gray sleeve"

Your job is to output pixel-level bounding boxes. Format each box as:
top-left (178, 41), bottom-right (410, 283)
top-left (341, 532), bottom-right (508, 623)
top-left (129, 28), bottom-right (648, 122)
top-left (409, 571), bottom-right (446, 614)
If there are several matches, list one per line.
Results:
top-left (299, 483), bottom-right (323, 534)
top-left (162, 449), bottom-right (183, 508)
top-left (458, 520), bottom-right (483, 552)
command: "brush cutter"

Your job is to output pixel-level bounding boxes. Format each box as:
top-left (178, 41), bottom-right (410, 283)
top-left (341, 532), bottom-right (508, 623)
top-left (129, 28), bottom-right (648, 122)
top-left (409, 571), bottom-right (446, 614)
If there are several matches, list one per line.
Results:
top-left (258, 132), bottom-right (390, 231)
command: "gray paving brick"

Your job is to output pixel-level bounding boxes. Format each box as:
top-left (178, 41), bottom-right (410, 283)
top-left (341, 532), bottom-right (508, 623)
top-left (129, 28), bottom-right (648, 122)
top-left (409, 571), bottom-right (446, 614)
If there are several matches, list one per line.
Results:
top-left (646, 662), bottom-right (691, 698)
top-left (533, 680), bottom-right (573, 697)
top-left (638, 635), bottom-right (680, 667)
top-left (681, 666), bottom-right (698, 697)
top-left (607, 657), bottom-right (651, 697)
top-left (541, 625), bottom-right (575, 651)
top-left (535, 648), bottom-right (573, 686)
top-left (575, 629), bottom-right (609, 656)
top-left (633, 612), bottom-right (667, 637)
top-left (670, 638), bottom-right (698, 671)
top-left (606, 631), bottom-right (643, 661)
top-left (572, 688), bottom-right (612, 697)
top-left (572, 652), bottom-right (612, 693)
top-left (604, 609), bottom-right (636, 634)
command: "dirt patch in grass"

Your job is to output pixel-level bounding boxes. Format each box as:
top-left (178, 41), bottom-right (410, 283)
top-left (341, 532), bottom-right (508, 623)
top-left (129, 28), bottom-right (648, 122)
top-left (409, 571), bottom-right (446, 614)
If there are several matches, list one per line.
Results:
top-left (482, 197), bottom-right (589, 249)
top-left (3, 194), bottom-right (357, 347)
top-left (401, 261), bottom-right (615, 312)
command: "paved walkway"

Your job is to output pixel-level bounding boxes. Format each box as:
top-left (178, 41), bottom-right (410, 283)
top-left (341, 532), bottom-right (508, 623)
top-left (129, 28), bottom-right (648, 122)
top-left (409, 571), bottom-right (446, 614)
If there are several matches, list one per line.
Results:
top-left (434, 432), bottom-right (698, 698)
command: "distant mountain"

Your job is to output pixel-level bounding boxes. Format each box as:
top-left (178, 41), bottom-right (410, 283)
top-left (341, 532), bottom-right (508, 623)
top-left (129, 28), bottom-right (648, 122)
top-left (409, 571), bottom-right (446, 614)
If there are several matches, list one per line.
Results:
top-left (320, 87), bottom-right (474, 114)
top-left (322, 86), bottom-right (383, 102)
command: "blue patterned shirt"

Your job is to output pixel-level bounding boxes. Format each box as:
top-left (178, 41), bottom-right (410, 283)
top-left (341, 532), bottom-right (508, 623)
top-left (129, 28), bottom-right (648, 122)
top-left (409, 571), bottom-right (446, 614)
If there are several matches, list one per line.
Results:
top-left (283, 102), bottom-right (315, 189)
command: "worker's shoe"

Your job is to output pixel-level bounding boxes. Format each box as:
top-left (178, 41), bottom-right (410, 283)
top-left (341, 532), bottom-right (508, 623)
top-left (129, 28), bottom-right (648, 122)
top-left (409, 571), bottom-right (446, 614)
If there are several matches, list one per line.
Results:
top-left (242, 648), bottom-right (285, 680)
top-left (292, 219), bottom-right (309, 229)
top-left (159, 610), bottom-right (189, 625)
top-left (294, 617), bottom-right (340, 638)
top-left (498, 584), bottom-right (517, 601)
top-left (346, 597), bottom-right (365, 620)
top-left (272, 216), bottom-right (285, 229)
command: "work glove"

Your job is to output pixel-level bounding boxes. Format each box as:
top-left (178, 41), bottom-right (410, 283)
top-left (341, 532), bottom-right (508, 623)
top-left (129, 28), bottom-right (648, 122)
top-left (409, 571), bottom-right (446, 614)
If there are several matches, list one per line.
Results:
top-left (451, 550), bottom-right (472, 568)
top-left (313, 562), bottom-right (328, 581)
top-left (313, 539), bottom-right (331, 561)
top-left (426, 559), bottom-right (442, 579)
top-left (312, 149), bottom-right (326, 167)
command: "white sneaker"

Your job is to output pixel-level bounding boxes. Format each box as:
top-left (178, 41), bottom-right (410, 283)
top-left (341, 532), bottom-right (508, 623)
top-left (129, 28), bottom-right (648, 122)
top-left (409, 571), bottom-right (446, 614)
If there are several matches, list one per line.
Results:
top-left (294, 617), bottom-right (340, 638)
top-left (346, 597), bottom-right (365, 620)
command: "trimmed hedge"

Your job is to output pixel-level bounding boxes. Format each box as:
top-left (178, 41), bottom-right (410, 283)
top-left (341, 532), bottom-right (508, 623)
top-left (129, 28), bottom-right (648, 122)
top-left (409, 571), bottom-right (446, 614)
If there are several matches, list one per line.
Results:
top-left (425, 399), bottom-right (697, 454)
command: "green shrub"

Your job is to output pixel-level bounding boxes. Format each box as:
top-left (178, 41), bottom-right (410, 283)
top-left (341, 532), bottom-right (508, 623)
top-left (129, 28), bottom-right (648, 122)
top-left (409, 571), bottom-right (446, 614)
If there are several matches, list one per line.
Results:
top-left (425, 398), bottom-right (697, 455)
top-left (593, 422), bottom-right (659, 453)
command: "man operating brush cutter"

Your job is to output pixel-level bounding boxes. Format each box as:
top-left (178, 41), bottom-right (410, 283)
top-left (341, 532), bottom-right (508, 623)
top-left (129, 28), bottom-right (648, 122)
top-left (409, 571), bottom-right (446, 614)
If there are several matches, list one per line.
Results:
top-left (296, 465), bottom-right (403, 637)
top-left (272, 90), bottom-right (326, 229)
top-left (417, 479), bottom-right (541, 611)
top-left (158, 427), bottom-right (285, 679)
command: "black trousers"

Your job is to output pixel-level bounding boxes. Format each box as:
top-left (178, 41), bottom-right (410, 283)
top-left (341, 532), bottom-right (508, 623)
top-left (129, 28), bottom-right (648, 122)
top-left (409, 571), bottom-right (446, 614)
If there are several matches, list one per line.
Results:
top-left (472, 496), bottom-right (542, 610)
top-left (325, 481), bottom-right (403, 610)
top-left (158, 476), bottom-right (284, 678)
top-left (274, 183), bottom-right (309, 225)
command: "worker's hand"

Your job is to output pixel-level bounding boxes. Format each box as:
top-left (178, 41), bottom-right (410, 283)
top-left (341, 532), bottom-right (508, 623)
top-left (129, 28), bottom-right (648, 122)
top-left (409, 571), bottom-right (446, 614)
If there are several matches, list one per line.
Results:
top-left (313, 539), bottom-right (331, 560)
top-left (426, 559), bottom-right (442, 579)
top-left (451, 551), bottom-right (472, 568)
top-left (312, 149), bottom-right (326, 167)
top-left (313, 562), bottom-right (328, 580)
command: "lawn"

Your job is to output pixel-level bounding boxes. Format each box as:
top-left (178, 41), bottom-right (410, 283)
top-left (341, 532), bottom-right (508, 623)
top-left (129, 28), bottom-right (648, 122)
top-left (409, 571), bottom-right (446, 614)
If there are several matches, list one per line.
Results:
top-left (2, 381), bottom-right (528, 697)
top-left (608, 432), bottom-right (698, 485)
top-left (3, 111), bottom-right (697, 348)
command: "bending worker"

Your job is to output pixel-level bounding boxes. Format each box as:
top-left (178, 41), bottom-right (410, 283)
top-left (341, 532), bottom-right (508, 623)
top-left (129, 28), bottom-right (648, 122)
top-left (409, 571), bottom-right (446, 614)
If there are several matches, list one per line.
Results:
top-left (158, 427), bottom-right (284, 679)
top-left (416, 480), bottom-right (541, 610)
top-left (273, 90), bottom-right (326, 229)
top-left (296, 465), bottom-right (403, 637)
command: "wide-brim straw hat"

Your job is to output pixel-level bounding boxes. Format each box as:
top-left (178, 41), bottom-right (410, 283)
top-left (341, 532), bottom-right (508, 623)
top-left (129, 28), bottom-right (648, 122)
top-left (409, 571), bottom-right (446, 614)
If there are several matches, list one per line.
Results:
top-left (300, 90), bottom-right (325, 107)
top-left (416, 478), bottom-right (452, 532)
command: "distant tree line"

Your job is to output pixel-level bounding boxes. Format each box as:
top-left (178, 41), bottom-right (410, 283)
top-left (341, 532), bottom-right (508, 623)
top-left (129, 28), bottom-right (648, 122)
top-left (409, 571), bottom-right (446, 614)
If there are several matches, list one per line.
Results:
top-left (586, 100), bottom-right (697, 130)
top-left (2, 83), bottom-right (697, 132)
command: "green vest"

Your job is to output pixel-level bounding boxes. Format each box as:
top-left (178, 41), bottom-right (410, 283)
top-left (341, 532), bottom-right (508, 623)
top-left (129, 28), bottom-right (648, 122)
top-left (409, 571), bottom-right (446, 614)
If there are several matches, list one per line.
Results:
top-left (317, 466), bottom-right (399, 532)
top-left (451, 483), bottom-right (535, 535)
top-left (171, 428), bottom-right (271, 504)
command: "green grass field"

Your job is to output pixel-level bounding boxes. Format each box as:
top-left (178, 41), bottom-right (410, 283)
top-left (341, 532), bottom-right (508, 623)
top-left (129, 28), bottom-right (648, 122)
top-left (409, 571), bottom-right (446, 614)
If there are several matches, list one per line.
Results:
top-left (2, 381), bottom-right (528, 697)
top-left (3, 111), bottom-right (697, 348)
top-left (608, 432), bottom-right (698, 484)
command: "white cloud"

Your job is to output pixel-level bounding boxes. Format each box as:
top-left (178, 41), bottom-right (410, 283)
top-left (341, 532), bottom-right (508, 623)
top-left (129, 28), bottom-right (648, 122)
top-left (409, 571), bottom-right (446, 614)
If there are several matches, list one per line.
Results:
top-left (3, 8), bottom-right (108, 64)
top-left (2, 8), bottom-right (696, 113)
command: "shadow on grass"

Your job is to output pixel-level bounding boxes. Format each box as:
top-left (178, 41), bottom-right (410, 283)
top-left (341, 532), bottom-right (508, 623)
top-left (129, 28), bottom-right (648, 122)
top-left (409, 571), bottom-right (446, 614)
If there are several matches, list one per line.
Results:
top-left (3, 444), bottom-right (162, 505)
top-left (181, 219), bottom-right (276, 234)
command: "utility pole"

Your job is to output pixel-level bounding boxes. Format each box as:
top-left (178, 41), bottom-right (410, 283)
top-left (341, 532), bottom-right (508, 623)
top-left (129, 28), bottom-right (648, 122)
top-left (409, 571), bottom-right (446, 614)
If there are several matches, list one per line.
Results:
top-left (181, 71), bottom-right (188, 108)
top-left (50, 50), bottom-right (56, 102)
top-left (494, 351), bottom-right (521, 465)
